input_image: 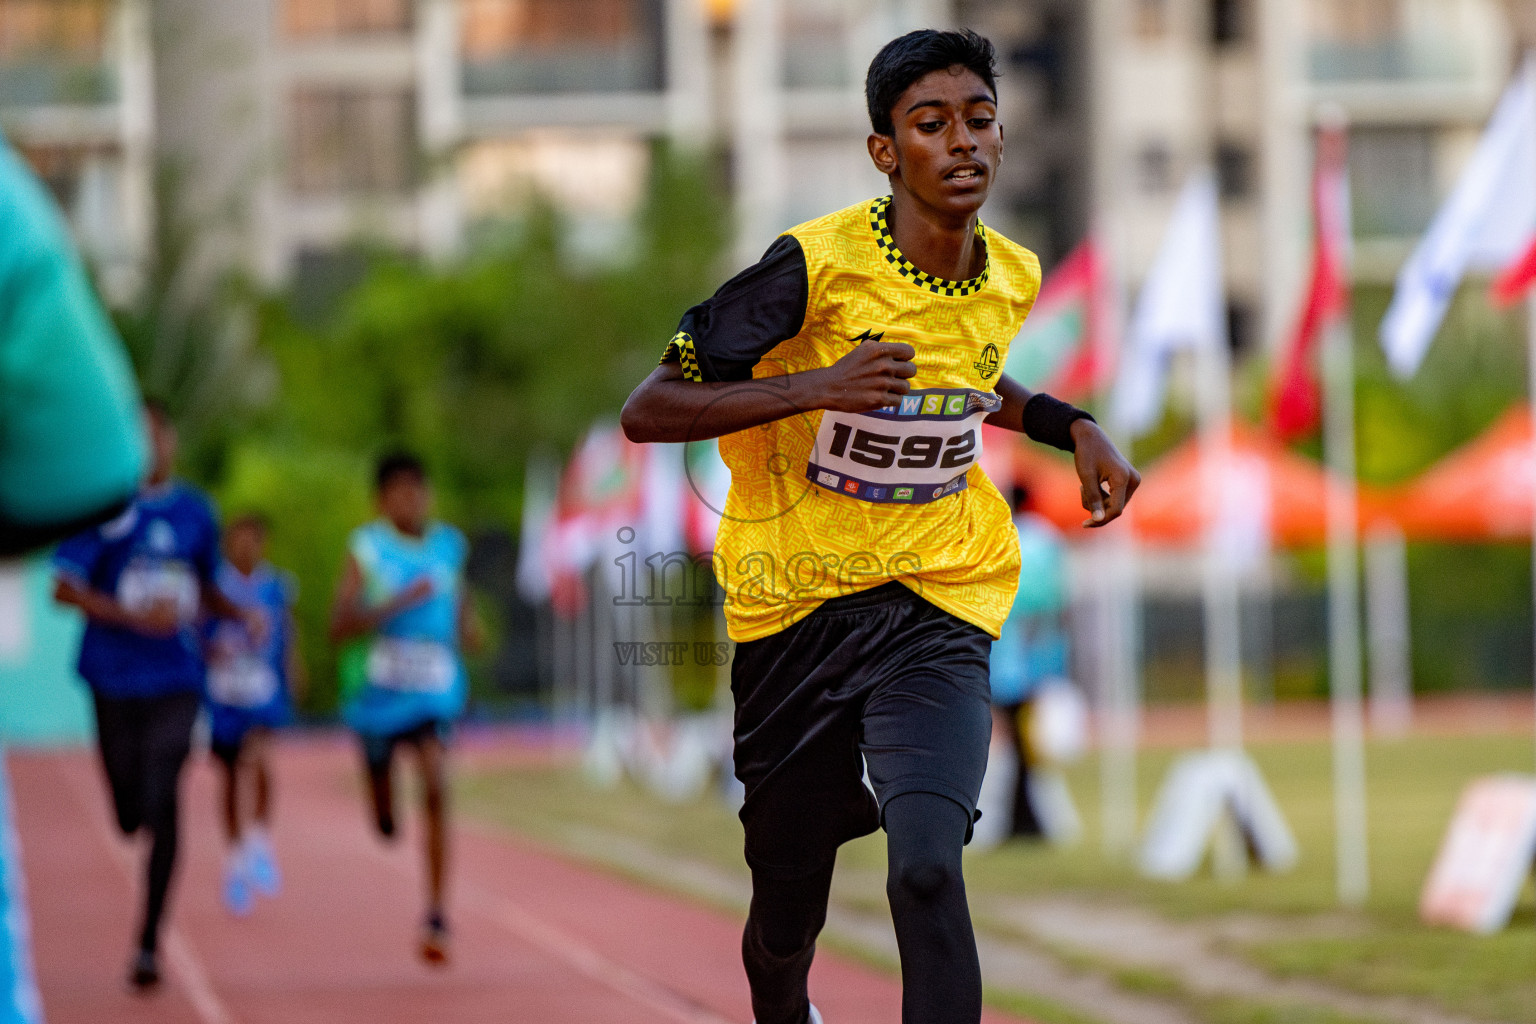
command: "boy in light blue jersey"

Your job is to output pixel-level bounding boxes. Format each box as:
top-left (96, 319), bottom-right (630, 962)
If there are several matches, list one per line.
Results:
top-left (204, 513), bottom-right (304, 917)
top-left (328, 452), bottom-right (478, 965)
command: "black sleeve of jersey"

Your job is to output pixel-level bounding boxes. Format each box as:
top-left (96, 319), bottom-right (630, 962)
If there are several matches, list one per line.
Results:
top-left (659, 234), bottom-right (808, 382)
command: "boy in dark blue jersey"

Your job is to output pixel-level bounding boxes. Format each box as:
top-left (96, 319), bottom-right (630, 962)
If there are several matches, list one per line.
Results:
top-left (53, 402), bottom-right (258, 990)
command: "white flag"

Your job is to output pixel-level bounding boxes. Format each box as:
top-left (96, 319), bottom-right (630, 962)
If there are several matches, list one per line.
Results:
top-left (1110, 171), bottom-right (1227, 436)
top-left (1380, 58), bottom-right (1536, 378)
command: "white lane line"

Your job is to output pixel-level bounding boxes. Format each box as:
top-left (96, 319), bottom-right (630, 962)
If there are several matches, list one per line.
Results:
top-left (465, 881), bottom-right (736, 1024)
top-left (55, 756), bottom-right (236, 1024)
top-left (353, 824), bottom-right (735, 1024)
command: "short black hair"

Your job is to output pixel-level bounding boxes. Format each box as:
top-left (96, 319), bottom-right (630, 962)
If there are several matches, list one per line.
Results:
top-left (375, 450), bottom-right (427, 493)
top-left (865, 29), bottom-right (998, 137)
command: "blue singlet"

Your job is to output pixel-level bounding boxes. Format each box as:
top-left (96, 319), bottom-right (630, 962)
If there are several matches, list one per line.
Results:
top-left (52, 483), bottom-right (219, 698)
top-left (341, 520), bottom-right (469, 738)
top-left (204, 561), bottom-right (296, 747)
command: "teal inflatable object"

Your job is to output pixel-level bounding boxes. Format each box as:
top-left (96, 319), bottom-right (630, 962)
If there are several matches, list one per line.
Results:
top-left (0, 127), bottom-right (144, 547)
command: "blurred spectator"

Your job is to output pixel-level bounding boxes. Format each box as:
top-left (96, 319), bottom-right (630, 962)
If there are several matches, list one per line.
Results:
top-left (989, 482), bottom-right (1070, 839)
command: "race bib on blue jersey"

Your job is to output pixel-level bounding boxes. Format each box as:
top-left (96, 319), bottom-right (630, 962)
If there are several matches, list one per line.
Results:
top-left (365, 638), bottom-right (456, 694)
top-left (207, 653), bottom-right (280, 709)
top-left (116, 558), bottom-right (199, 622)
top-left (806, 388), bottom-right (1000, 504)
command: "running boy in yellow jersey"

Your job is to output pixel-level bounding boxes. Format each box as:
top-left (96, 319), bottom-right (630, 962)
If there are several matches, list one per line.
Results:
top-left (622, 29), bottom-right (1139, 1024)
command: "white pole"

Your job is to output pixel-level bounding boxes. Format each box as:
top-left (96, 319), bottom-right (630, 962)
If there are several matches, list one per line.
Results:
top-left (1198, 323), bottom-right (1244, 754)
top-left (1527, 291), bottom-right (1536, 774)
top-left (1364, 525), bottom-right (1413, 737)
top-left (1321, 109), bottom-right (1369, 905)
top-left (1325, 312), bottom-right (1369, 907)
top-left (1098, 529), bottom-right (1141, 858)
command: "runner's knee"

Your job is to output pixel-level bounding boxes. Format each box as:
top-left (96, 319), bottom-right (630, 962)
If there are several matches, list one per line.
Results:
top-left (884, 792), bottom-right (967, 905)
top-left (888, 853), bottom-right (959, 904)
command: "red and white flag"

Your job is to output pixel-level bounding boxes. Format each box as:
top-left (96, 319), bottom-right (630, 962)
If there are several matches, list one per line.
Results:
top-left (1270, 120), bottom-right (1351, 441)
top-left (1002, 235), bottom-right (1118, 402)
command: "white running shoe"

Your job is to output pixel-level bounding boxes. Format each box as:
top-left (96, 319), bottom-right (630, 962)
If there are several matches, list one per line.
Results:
top-left (245, 831), bottom-right (281, 898)
top-left (221, 853), bottom-right (254, 917)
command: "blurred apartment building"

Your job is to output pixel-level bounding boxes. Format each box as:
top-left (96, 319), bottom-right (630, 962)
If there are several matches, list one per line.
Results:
top-left (0, 0), bottom-right (1529, 357)
top-left (0, 0), bottom-right (948, 293)
top-left (0, 0), bottom-right (152, 303)
top-left (958, 0), bottom-right (1518, 356)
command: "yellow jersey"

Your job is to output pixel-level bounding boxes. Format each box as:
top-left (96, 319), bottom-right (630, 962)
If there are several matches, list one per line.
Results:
top-left (662, 196), bottom-right (1042, 642)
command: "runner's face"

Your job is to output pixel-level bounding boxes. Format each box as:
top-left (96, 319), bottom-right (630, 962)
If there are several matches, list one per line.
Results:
top-left (873, 66), bottom-right (1000, 219)
top-left (379, 475), bottom-right (429, 536)
top-left (225, 524), bottom-right (265, 575)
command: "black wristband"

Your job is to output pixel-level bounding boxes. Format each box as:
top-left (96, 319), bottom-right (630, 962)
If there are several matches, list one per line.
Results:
top-left (1021, 393), bottom-right (1095, 452)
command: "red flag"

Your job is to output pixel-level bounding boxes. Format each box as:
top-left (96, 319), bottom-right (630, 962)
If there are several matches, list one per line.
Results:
top-left (1491, 234), bottom-right (1536, 307)
top-left (1270, 123), bottom-right (1350, 441)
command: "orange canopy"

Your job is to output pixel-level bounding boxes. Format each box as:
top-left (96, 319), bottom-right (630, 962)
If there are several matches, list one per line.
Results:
top-left (1384, 406), bottom-right (1536, 541)
top-left (1007, 423), bottom-right (1387, 548)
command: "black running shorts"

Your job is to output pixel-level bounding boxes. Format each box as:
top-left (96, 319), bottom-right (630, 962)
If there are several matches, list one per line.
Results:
top-left (730, 581), bottom-right (993, 879)
top-left (359, 718), bottom-right (451, 775)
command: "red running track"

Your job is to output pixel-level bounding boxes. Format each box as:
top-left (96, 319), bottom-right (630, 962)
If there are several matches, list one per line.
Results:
top-left (8, 734), bottom-right (1031, 1024)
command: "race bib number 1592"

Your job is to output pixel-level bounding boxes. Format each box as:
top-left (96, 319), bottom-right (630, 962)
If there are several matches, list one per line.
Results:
top-left (806, 388), bottom-right (1001, 505)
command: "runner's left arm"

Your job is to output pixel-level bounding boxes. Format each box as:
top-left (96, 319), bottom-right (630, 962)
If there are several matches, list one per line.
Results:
top-left (985, 372), bottom-right (1141, 528)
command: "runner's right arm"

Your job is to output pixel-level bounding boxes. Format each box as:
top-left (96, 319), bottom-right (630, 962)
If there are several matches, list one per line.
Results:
top-left (622, 341), bottom-right (917, 444)
top-left (54, 575), bottom-right (180, 636)
top-left (327, 552), bottom-right (433, 644)
top-left (622, 234), bottom-right (917, 444)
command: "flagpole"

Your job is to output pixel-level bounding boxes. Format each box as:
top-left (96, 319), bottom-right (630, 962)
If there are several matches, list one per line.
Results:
top-left (1320, 112), bottom-right (1370, 908)
top-left (1527, 290), bottom-right (1536, 774)
top-left (1095, 221), bottom-right (1142, 861)
top-left (1198, 296), bottom-right (1243, 756)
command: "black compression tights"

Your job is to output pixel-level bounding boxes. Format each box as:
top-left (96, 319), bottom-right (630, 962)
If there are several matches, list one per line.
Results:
top-left (741, 792), bottom-right (981, 1024)
top-left (93, 692), bottom-right (199, 955)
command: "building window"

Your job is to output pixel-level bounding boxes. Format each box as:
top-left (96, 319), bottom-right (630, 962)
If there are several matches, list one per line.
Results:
top-left (1227, 300), bottom-right (1255, 356)
top-left (1212, 0), bottom-right (1247, 46)
top-left (460, 0), bottom-right (663, 94)
top-left (0, 0), bottom-right (112, 105)
top-left (1348, 126), bottom-right (1435, 237)
top-left (281, 0), bottom-right (412, 40)
top-left (1136, 140), bottom-right (1174, 194)
top-left (1215, 140), bottom-right (1254, 201)
top-left (289, 87), bottom-right (415, 196)
top-left (0, 0), bottom-right (106, 60)
top-left (1135, 0), bottom-right (1170, 40)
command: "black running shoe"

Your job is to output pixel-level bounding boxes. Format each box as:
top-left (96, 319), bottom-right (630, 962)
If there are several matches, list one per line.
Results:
top-left (129, 949), bottom-right (160, 991)
top-left (419, 911), bottom-right (449, 966)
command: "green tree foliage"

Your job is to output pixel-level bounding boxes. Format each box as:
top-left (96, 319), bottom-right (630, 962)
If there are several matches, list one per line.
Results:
top-left (257, 147), bottom-right (728, 530)
top-left (212, 146), bottom-right (729, 711)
